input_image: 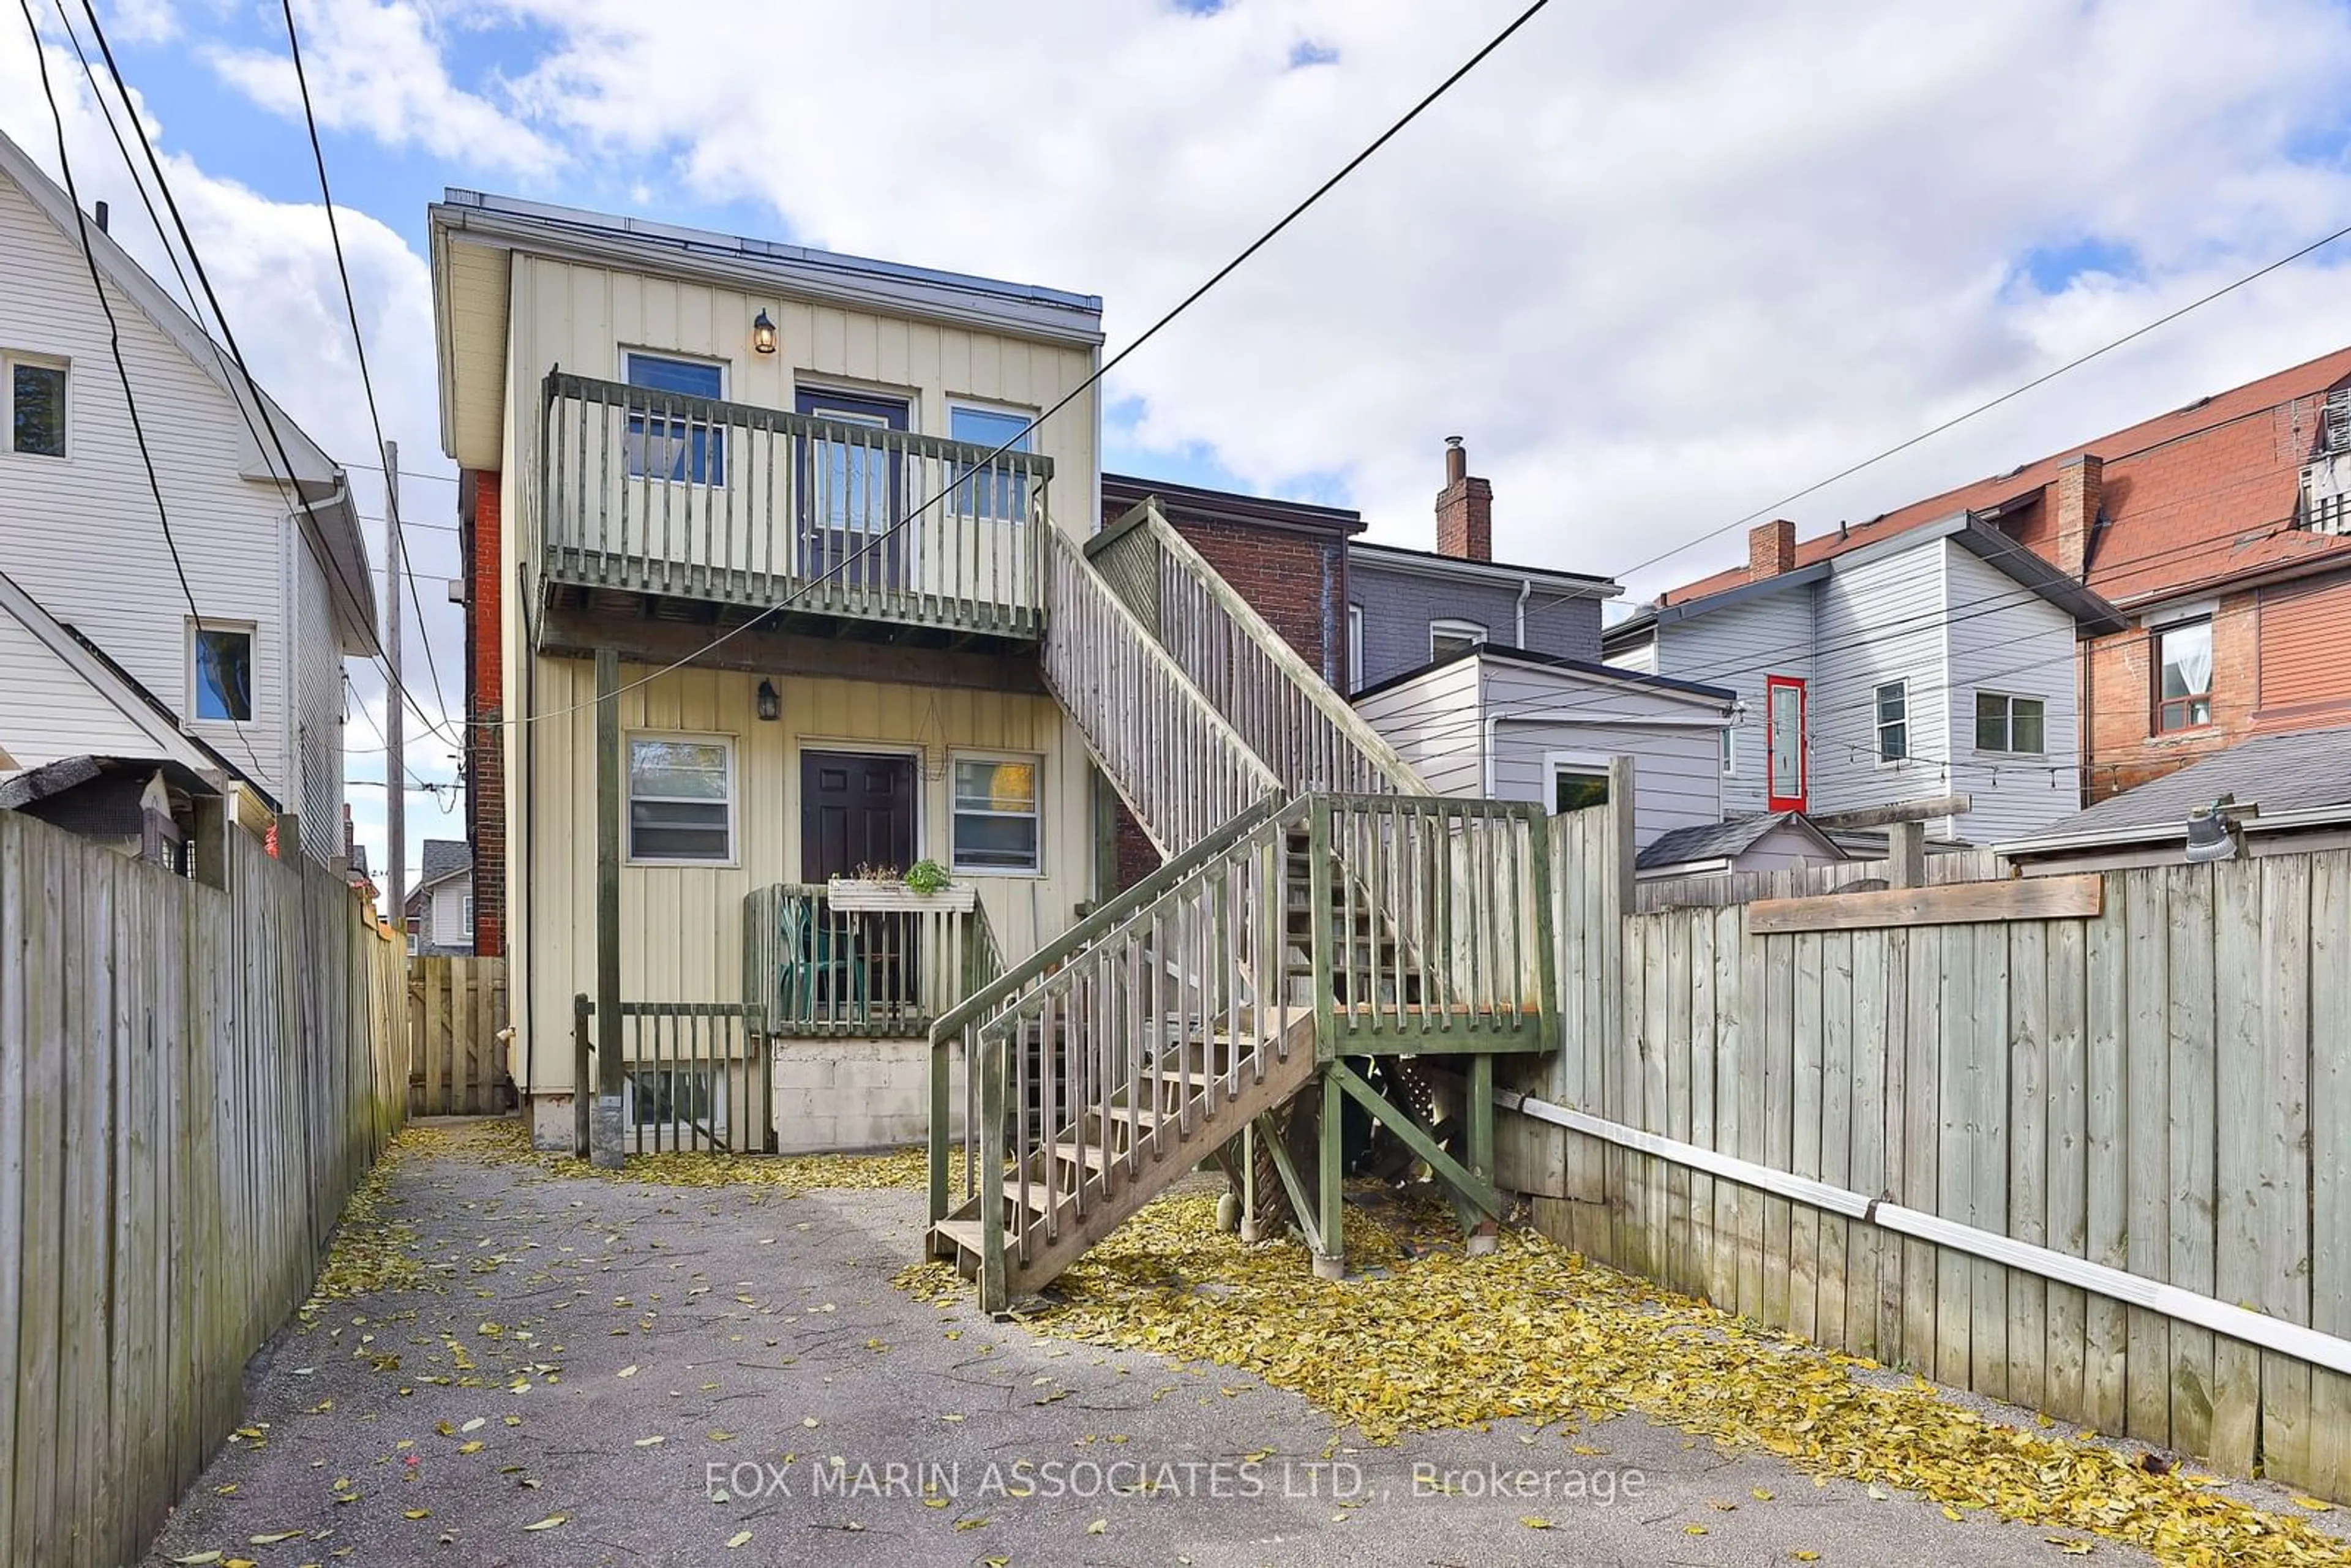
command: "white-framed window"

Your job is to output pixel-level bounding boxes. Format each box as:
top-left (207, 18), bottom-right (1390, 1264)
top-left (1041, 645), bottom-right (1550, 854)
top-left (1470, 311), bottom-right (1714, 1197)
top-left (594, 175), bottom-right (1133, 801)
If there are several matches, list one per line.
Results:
top-left (951, 753), bottom-right (1041, 874)
top-left (622, 350), bottom-right (727, 484)
top-left (1974, 692), bottom-right (2046, 754)
top-left (4, 351), bottom-right (67, 457)
top-left (947, 400), bottom-right (1035, 522)
top-left (1545, 751), bottom-right (1611, 816)
top-left (1348, 604), bottom-right (1364, 691)
top-left (461, 892), bottom-right (474, 928)
top-left (1430, 618), bottom-right (1487, 661)
top-left (189, 620), bottom-right (255, 723)
top-left (2155, 620), bottom-right (2213, 732)
top-left (1719, 726), bottom-right (1736, 776)
top-left (627, 733), bottom-right (736, 864)
top-left (1873, 681), bottom-right (1908, 763)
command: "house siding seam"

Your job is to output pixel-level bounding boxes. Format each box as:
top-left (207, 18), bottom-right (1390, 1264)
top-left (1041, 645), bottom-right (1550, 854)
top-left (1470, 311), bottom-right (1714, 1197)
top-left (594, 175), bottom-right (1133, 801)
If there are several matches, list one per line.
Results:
top-left (1349, 559), bottom-right (1602, 693)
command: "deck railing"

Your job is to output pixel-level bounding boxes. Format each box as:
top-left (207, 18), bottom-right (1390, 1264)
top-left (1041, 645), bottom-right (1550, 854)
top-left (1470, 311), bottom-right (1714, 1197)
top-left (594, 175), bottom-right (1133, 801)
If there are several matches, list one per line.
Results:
top-left (1089, 499), bottom-right (1429, 798)
top-left (742, 883), bottom-right (1002, 1039)
top-left (538, 371), bottom-right (1051, 638)
top-left (573, 999), bottom-right (771, 1155)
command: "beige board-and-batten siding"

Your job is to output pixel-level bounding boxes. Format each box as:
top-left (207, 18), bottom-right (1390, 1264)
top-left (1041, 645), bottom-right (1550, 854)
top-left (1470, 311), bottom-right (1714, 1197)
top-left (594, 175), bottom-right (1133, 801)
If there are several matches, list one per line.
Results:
top-left (515, 660), bottom-right (1090, 1097)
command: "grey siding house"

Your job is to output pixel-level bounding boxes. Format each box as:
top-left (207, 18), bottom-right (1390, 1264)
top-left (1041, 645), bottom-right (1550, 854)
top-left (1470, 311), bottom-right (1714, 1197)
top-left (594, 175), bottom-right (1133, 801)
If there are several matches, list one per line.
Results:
top-left (1354, 645), bottom-right (1736, 852)
top-left (1348, 439), bottom-right (1617, 692)
top-left (1603, 516), bottom-right (2126, 846)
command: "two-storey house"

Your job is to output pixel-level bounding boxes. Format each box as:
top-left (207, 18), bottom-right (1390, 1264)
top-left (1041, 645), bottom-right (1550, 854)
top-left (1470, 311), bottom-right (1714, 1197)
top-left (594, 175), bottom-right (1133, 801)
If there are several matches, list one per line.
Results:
top-left (432, 192), bottom-right (1564, 1310)
top-left (1604, 514), bottom-right (2125, 846)
top-left (1632, 347), bottom-right (2351, 807)
top-left (0, 129), bottom-right (375, 866)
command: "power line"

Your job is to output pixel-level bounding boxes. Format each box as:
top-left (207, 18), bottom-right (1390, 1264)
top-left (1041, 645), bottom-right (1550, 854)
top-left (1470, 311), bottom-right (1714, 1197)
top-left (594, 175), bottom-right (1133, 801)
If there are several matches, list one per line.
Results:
top-left (1612, 217), bottom-right (2351, 589)
top-left (277, 0), bottom-right (457, 730)
top-left (70, 0), bottom-right (463, 752)
top-left (17, 0), bottom-right (277, 791)
top-left (504, 0), bottom-right (1556, 729)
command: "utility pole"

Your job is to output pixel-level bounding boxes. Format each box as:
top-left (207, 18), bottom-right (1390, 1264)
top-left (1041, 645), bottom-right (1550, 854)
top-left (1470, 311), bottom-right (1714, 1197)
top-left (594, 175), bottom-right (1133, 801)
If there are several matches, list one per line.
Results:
top-left (384, 439), bottom-right (406, 936)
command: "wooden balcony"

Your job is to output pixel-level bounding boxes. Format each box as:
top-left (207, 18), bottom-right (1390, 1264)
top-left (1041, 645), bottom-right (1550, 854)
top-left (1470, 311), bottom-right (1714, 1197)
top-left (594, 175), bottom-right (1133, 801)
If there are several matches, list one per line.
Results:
top-left (535, 372), bottom-right (1051, 648)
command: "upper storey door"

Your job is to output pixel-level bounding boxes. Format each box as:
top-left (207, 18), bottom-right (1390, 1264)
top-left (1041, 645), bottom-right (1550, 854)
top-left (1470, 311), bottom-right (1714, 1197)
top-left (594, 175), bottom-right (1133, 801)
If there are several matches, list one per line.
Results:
top-left (797, 388), bottom-right (909, 591)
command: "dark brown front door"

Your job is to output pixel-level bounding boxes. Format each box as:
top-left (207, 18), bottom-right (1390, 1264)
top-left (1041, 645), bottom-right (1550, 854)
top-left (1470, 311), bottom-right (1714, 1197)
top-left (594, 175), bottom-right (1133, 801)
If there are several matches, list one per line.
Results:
top-left (800, 751), bottom-right (920, 1021)
top-left (800, 751), bottom-right (917, 879)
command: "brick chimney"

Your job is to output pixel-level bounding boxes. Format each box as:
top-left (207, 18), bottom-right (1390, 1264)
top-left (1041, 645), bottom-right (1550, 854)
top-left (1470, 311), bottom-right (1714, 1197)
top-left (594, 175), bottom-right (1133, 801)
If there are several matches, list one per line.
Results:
top-left (1436, 436), bottom-right (1492, 561)
top-left (2052, 453), bottom-right (2102, 580)
top-left (1749, 519), bottom-right (1797, 579)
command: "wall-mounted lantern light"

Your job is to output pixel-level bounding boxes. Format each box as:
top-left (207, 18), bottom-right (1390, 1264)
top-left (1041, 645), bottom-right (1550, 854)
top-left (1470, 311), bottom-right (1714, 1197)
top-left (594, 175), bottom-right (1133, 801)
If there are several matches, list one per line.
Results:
top-left (756, 678), bottom-right (781, 722)
top-left (751, 309), bottom-right (779, 356)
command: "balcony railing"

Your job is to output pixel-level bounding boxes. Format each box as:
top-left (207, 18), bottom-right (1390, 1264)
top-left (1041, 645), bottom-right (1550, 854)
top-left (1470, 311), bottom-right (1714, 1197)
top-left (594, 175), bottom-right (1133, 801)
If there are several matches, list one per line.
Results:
top-left (538, 372), bottom-right (1051, 640)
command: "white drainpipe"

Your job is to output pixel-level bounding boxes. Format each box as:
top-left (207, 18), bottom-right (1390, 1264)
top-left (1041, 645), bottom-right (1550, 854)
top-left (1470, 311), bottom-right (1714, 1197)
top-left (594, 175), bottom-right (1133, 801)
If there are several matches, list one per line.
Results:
top-left (1514, 576), bottom-right (1531, 647)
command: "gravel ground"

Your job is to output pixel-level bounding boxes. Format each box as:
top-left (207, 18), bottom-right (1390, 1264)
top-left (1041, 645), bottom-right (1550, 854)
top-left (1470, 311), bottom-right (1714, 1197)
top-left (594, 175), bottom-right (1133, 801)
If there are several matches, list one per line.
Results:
top-left (136, 1121), bottom-right (2257, 1567)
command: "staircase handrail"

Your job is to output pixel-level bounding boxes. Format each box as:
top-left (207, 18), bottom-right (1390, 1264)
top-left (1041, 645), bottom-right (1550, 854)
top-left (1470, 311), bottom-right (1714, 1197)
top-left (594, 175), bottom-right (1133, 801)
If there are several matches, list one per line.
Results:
top-left (1090, 499), bottom-right (1432, 798)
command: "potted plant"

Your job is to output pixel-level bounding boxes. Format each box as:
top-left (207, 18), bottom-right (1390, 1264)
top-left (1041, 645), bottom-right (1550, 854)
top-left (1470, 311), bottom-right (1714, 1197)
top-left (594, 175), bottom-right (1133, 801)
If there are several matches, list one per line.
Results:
top-left (826, 858), bottom-right (977, 912)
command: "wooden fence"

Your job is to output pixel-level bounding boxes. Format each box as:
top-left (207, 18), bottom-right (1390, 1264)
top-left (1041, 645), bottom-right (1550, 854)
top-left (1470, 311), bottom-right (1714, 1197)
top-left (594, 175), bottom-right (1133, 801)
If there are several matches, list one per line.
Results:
top-left (0, 812), bottom-right (406, 1567)
top-left (1503, 779), bottom-right (2351, 1502)
top-left (408, 955), bottom-right (511, 1115)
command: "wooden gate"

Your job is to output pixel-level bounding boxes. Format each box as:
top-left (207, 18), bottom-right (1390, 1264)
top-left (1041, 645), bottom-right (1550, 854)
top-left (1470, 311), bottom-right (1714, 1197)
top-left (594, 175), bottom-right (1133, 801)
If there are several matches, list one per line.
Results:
top-left (407, 956), bottom-right (512, 1115)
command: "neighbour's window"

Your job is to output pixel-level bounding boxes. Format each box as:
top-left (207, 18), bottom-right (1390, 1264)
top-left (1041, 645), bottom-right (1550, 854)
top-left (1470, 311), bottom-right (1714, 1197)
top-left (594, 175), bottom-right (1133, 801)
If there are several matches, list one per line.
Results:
top-left (1873, 681), bottom-right (1908, 762)
top-left (192, 623), bottom-right (254, 722)
top-left (6, 354), bottom-right (66, 457)
top-left (1430, 618), bottom-right (1487, 661)
top-left (1348, 605), bottom-right (1364, 692)
top-left (948, 403), bottom-right (1033, 521)
top-left (2155, 620), bottom-right (2213, 732)
top-left (1550, 762), bottom-right (1609, 815)
top-left (623, 352), bottom-right (726, 484)
top-left (1720, 727), bottom-right (1735, 776)
top-left (1974, 692), bottom-right (2046, 754)
top-left (952, 756), bottom-right (1040, 872)
top-left (628, 735), bottom-right (734, 862)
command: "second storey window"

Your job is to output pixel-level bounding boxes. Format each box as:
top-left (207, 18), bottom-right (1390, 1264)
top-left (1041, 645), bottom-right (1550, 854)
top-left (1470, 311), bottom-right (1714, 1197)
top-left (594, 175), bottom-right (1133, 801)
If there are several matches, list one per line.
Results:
top-left (2156, 620), bottom-right (2213, 732)
top-left (191, 623), bottom-right (253, 722)
top-left (1873, 681), bottom-right (1908, 762)
top-left (6, 354), bottom-right (66, 457)
top-left (1430, 618), bottom-right (1487, 661)
top-left (628, 735), bottom-right (734, 863)
top-left (952, 756), bottom-right (1040, 873)
top-left (948, 403), bottom-right (1033, 522)
top-left (624, 352), bottom-right (725, 485)
top-left (1975, 692), bottom-right (2046, 754)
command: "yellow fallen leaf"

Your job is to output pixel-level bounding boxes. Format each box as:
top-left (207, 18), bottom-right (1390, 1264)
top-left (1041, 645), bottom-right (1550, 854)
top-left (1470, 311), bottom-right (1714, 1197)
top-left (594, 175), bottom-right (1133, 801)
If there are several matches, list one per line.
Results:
top-left (1941, 1506), bottom-right (1964, 1523)
top-left (2291, 1496), bottom-right (2336, 1512)
top-left (249, 1534), bottom-right (306, 1545)
top-left (170, 1554), bottom-right (222, 1565)
top-left (635, 1436), bottom-right (666, 1447)
top-left (460, 1417), bottom-right (486, 1433)
top-left (708, 1430), bottom-right (736, 1441)
top-left (801, 1416), bottom-right (819, 1428)
top-left (921, 1496), bottom-right (948, 1509)
top-left (457, 1441), bottom-right (484, 1455)
top-left (1086, 1518), bottom-right (1107, 1534)
top-left (1684, 1523), bottom-right (1708, 1536)
top-left (617, 1366), bottom-right (639, 1379)
top-left (523, 1515), bottom-right (568, 1531)
top-left (1794, 1555), bottom-right (1821, 1564)
top-left (954, 1518), bottom-right (989, 1532)
top-left (403, 1509), bottom-right (429, 1520)
top-left (214, 1484), bottom-right (239, 1496)
top-left (1520, 1516), bottom-right (1554, 1529)
top-left (725, 1531), bottom-right (752, 1549)
top-left (1752, 1487), bottom-right (1774, 1501)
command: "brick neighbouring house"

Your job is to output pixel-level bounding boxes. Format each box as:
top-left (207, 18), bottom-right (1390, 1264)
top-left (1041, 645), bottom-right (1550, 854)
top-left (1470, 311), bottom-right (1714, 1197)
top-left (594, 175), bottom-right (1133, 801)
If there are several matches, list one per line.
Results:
top-left (1643, 345), bottom-right (2351, 802)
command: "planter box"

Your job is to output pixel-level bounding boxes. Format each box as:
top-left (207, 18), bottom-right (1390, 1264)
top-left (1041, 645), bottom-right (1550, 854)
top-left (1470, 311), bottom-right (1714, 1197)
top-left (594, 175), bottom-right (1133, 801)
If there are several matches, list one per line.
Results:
top-left (825, 878), bottom-right (977, 913)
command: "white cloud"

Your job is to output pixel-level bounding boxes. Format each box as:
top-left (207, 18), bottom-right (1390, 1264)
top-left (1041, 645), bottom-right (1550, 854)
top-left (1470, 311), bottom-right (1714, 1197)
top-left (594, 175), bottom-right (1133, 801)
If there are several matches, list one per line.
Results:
top-left (204, 0), bottom-right (557, 176)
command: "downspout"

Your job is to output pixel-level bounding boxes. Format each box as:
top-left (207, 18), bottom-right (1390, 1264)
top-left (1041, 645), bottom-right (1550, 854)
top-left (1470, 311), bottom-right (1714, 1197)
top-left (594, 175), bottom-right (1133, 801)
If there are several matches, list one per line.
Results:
top-left (1515, 576), bottom-right (1531, 648)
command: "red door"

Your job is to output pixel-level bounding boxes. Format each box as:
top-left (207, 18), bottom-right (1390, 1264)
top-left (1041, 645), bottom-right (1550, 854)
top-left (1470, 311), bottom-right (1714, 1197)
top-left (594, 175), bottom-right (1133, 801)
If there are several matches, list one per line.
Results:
top-left (1765, 676), bottom-right (1807, 812)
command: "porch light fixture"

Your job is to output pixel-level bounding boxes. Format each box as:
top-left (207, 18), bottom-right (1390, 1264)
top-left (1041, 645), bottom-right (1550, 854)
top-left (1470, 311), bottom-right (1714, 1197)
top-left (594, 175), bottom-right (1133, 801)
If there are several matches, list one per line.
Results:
top-left (751, 310), bottom-right (778, 355)
top-left (756, 678), bottom-right (781, 722)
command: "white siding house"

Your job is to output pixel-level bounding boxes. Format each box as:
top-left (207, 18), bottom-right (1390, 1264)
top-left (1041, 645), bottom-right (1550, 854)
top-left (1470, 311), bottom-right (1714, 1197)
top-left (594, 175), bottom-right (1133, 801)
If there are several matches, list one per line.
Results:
top-left (1603, 517), bottom-right (2123, 846)
top-left (0, 130), bottom-right (376, 859)
top-left (1355, 646), bottom-right (1736, 850)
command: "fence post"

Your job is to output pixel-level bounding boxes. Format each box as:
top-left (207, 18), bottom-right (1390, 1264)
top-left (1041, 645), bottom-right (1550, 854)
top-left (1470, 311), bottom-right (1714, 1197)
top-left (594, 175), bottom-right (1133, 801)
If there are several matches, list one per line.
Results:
top-left (572, 995), bottom-right (592, 1156)
top-left (591, 647), bottom-right (626, 1170)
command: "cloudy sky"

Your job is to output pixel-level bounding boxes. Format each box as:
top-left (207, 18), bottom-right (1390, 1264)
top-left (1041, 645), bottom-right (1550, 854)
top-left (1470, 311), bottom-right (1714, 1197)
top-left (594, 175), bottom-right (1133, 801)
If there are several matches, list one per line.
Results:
top-left (9, 0), bottom-right (2351, 884)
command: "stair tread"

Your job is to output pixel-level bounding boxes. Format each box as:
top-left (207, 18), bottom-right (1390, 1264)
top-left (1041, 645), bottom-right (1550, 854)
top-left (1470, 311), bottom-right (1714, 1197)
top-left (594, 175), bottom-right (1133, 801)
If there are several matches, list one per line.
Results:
top-left (932, 1218), bottom-right (984, 1251)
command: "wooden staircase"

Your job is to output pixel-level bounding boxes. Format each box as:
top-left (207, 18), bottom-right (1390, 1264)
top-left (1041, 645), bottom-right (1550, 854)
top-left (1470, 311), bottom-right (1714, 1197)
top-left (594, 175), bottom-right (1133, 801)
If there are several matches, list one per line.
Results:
top-left (925, 503), bottom-right (1555, 1311)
